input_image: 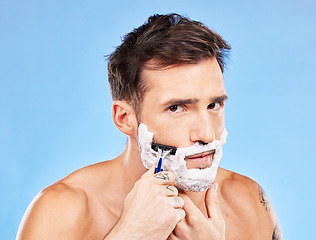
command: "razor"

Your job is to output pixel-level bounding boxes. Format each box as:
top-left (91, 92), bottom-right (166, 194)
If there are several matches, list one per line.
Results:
top-left (151, 142), bottom-right (177, 173)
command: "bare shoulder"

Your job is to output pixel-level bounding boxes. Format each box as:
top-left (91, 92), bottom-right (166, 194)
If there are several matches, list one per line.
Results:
top-left (216, 168), bottom-right (260, 219)
top-left (17, 182), bottom-right (91, 240)
top-left (17, 160), bottom-right (121, 239)
top-left (216, 168), bottom-right (283, 239)
top-left (217, 168), bottom-right (259, 205)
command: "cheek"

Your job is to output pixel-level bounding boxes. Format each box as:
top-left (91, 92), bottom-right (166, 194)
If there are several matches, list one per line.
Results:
top-left (152, 122), bottom-right (188, 147)
top-left (211, 110), bottom-right (225, 139)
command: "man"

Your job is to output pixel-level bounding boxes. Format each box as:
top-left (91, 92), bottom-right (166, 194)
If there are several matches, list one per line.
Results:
top-left (17, 14), bottom-right (282, 239)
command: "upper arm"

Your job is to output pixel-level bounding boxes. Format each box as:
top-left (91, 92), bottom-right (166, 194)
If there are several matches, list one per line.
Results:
top-left (246, 181), bottom-right (283, 239)
top-left (220, 172), bottom-right (283, 240)
top-left (257, 184), bottom-right (283, 240)
top-left (17, 183), bottom-right (91, 240)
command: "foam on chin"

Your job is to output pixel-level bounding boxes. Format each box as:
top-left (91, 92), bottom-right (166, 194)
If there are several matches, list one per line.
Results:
top-left (137, 123), bottom-right (228, 192)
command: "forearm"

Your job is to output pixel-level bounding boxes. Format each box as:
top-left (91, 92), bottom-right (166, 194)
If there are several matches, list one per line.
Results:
top-left (103, 221), bottom-right (134, 240)
top-left (103, 219), bottom-right (149, 240)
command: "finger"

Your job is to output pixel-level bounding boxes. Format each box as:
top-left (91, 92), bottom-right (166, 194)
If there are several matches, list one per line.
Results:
top-left (172, 216), bottom-right (189, 239)
top-left (205, 182), bottom-right (222, 219)
top-left (153, 171), bottom-right (175, 185)
top-left (168, 196), bottom-right (184, 208)
top-left (167, 233), bottom-right (180, 240)
top-left (164, 185), bottom-right (178, 196)
top-left (179, 193), bottom-right (205, 218)
top-left (175, 208), bottom-right (186, 223)
top-left (141, 164), bottom-right (158, 178)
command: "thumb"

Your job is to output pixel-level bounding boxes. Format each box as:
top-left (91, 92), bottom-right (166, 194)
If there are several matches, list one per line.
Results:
top-left (205, 182), bottom-right (222, 219)
top-left (141, 163), bottom-right (158, 178)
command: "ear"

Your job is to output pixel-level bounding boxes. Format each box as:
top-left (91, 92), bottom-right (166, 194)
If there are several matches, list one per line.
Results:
top-left (112, 100), bottom-right (138, 137)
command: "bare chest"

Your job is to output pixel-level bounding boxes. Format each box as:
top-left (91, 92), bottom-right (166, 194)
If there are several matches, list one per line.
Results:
top-left (220, 200), bottom-right (273, 240)
top-left (84, 196), bottom-right (122, 239)
top-left (222, 208), bottom-right (252, 240)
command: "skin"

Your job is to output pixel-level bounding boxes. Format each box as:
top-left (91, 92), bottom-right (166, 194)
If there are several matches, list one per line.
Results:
top-left (17, 58), bottom-right (282, 240)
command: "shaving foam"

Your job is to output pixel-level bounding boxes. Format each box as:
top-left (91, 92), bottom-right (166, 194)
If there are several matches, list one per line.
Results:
top-left (137, 123), bottom-right (227, 192)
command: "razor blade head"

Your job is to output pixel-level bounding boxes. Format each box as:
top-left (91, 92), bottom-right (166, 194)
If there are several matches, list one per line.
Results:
top-left (151, 142), bottom-right (177, 155)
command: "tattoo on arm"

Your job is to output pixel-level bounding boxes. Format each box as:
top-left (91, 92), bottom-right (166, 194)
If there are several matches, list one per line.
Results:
top-left (258, 185), bottom-right (271, 211)
top-left (154, 172), bottom-right (170, 180)
top-left (258, 185), bottom-right (283, 239)
top-left (272, 222), bottom-right (283, 240)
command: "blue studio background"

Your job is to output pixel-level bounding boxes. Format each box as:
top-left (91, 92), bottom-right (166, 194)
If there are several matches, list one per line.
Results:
top-left (1, 0), bottom-right (315, 239)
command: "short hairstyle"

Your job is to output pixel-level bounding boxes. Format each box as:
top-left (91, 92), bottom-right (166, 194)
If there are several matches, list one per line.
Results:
top-left (107, 13), bottom-right (231, 117)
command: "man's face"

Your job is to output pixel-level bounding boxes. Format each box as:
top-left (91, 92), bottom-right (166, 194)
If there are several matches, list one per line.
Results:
top-left (139, 57), bottom-right (227, 170)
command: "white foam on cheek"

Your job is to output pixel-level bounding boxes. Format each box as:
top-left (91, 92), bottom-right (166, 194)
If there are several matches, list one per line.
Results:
top-left (137, 123), bottom-right (227, 192)
top-left (137, 124), bottom-right (158, 169)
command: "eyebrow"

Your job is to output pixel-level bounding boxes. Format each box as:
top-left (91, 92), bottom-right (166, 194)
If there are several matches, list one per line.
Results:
top-left (212, 95), bottom-right (228, 103)
top-left (162, 98), bottom-right (199, 107)
top-left (161, 95), bottom-right (228, 107)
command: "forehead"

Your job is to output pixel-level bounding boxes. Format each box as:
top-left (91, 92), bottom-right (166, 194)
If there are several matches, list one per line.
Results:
top-left (141, 58), bottom-right (226, 102)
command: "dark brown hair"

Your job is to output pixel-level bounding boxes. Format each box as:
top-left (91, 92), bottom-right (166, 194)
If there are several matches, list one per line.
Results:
top-left (107, 13), bottom-right (231, 116)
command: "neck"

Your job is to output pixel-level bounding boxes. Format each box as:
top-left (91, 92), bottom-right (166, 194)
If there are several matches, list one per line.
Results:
top-left (183, 190), bottom-right (208, 217)
top-left (118, 136), bottom-right (148, 194)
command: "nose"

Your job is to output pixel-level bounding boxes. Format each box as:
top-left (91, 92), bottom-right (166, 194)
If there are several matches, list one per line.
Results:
top-left (190, 112), bottom-right (215, 144)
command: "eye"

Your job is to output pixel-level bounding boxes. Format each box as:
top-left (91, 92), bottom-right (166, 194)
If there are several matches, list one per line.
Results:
top-left (208, 102), bottom-right (222, 110)
top-left (167, 105), bottom-right (185, 113)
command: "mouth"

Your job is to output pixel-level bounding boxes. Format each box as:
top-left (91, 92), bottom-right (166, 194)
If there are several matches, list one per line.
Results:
top-left (185, 149), bottom-right (215, 169)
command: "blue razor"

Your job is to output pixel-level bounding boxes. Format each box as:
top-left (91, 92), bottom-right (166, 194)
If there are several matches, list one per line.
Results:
top-left (151, 142), bottom-right (177, 173)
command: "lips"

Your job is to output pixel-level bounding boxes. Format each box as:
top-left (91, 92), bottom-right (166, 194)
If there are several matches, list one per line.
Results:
top-left (185, 149), bottom-right (215, 160)
top-left (185, 149), bottom-right (215, 169)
